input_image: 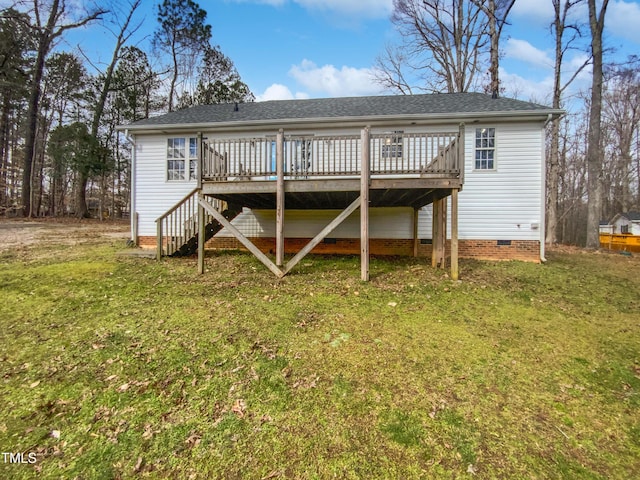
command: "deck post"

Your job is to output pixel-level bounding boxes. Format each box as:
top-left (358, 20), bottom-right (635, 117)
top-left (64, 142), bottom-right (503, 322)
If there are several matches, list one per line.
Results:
top-left (458, 123), bottom-right (465, 186)
top-left (451, 189), bottom-right (459, 280)
top-left (441, 196), bottom-right (447, 269)
top-left (197, 193), bottom-right (205, 274)
top-left (431, 200), bottom-right (439, 268)
top-left (361, 127), bottom-right (370, 281)
top-left (276, 129), bottom-right (285, 266)
top-left (197, 132), bottom-right (203, 190)
top-left (413, 207), bottom-right (419, 257)
top-left (156, 219), bottom-right (163, 261)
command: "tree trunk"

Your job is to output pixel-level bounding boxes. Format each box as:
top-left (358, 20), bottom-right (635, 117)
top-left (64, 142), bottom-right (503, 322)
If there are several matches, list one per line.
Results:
top-left (488, 0), bottom-right (499, 97)
top-left (585, 0), bottom-right (609, 248)
top-left (547, 118), bottom-right (560, 244)
top-left (76, 171), bottom-right (89, 218)
top-left (0, 95), bottom-right (10, 210)
top-left (547, 0), bottom-right (564, 245)
top-left (78, 0), bottom-right (139, 218)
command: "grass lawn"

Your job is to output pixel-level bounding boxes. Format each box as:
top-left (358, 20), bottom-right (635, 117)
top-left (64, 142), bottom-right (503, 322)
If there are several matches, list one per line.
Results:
top-left (0, 230), bottom-right (639, 479)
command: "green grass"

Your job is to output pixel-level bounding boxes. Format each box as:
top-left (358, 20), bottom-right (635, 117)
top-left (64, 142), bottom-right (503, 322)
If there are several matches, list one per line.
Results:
top-left (0, 234), bottom-right (639, 479)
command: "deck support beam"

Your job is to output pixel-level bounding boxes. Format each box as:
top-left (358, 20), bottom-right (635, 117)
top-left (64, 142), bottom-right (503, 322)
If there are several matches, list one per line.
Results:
top-left (431, 199), bottom-right (440, 268)
top-left (197, 193), bottom-right (205, 274)
top-left (451, 188), bottom-right (459, 280)
top-left (432, 197), bottom-right (447, 269)
top-left (412, 207), bottom-right (419, 257)
top-left (199, 198), bottom-right (284, 278)
top-left (276, 129), bottom-right (285, 267)
top-left (283, 196), bottom-right (361, 275)
top-left (441, 197), bottom-right (447, 269)
top-left (156, 220), bottom-right (162, 261)
top-left (361, 127), bottom-right (370, 281)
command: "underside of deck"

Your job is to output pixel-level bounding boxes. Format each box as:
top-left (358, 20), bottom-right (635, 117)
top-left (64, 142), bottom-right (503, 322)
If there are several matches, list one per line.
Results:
top-left (202, 177), bottom-right (461, 210)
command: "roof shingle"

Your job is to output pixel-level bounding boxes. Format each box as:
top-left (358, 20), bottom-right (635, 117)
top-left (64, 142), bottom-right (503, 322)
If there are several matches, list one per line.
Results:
top-left (127, 92), bottom-right (560, 129)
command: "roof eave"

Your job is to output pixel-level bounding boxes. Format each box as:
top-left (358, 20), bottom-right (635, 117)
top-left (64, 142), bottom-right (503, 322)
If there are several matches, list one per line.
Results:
top-left (117, 108), bottom-right (565, 134)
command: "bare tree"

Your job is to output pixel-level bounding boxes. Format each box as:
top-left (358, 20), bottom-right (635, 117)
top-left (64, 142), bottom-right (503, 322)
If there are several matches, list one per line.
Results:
top-left (74, 0), bottom-right (142, 218)
top-left (374, 44), bottom-right (415, 95)
top-left (602, 63), bottom-right (640, 215)
top-left (377, 0), bottom-right (488, 93)
top-left (585, 0), bottom-right (609, 248)
top-left (546, 0), bottom-right (589, 244)
top-left (152, 0), bottom-right (211, 112)
top-left (472, 0), bottom-right (515, 97)
top-left (20, 0), bottom-right (105, 217)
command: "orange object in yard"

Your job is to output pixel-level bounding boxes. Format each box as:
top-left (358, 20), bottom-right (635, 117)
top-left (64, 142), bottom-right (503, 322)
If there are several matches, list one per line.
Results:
top-left (599, 233), bottom-right (640, 253)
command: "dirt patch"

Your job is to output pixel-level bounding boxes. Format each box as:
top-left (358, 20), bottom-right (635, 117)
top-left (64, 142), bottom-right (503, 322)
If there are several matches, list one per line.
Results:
top-left (0, 218), bottom-right (129, 252)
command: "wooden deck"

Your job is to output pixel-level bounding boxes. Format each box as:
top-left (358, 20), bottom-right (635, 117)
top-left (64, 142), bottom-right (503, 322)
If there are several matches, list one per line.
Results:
top-left (159, 126), bottom-right (465, 281)
top-left (200, 128), bottom-right (463, 210)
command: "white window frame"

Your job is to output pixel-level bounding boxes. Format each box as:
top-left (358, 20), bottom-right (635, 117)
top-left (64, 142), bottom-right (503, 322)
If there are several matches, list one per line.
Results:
top-left (167, 137), bottom-right (197, 182)
top-left (474, 127), bottom-right (496, 171)
top-left (382, 130), bottom-right (403, 159)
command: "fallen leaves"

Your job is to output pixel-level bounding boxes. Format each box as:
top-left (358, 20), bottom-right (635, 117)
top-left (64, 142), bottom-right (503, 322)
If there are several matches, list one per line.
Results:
top-left (133, 456), bottom-right (144, 473)
top-left (232, 399), bottom-right (246, 418)
top-left (184, 431), bottom-right (202, 448)
top-left (115, 379), bottom-right (150, 394)
top-left (292, 374), bottom-right (318, 390)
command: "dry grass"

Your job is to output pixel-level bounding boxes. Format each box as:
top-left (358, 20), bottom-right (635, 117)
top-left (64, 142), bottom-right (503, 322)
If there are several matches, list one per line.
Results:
top-left (0, 222), bottom-right (638, 479)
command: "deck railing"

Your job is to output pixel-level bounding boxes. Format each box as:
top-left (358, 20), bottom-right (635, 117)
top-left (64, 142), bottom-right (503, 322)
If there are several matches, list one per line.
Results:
top-left (201, 128), bottom-right (462, 182)
top-left (155, 189), bottom-right (223, 258)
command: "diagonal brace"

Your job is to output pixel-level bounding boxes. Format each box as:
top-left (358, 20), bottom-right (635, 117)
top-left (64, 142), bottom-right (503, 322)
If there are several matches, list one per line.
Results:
top-left (199, 199), bottom-right (284, 278)
top-left (283, 196), bottom-right (361, 275)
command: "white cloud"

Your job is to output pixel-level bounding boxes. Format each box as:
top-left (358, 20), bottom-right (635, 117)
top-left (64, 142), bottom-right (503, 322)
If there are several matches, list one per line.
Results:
top-left (499, 68), bottom-right (554, 104)
top-left (256, 84), bottom-right (309, 101)
top-left (609, 0), bottom-right (640, 44)
top-left (565, 53), bottom-right (592, 84)
top-left (510, 0), bottom-right (555, 25)
top-left (289, 59), bottom-right (383, 97)
top-left (504, 39), bottom-right (554, 69)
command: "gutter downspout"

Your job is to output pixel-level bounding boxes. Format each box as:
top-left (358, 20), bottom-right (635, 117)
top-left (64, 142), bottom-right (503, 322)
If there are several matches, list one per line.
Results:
top-left (124, 130), bottom-right (137, 245)
top-left (540, 114), bottom-right (554, 263)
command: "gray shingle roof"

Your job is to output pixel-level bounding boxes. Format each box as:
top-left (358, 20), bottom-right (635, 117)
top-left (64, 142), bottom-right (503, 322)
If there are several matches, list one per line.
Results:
top-left (125, 92), bottom-right (561, 129)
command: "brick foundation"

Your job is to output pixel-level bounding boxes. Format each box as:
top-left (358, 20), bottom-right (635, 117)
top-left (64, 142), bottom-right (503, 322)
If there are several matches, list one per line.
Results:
top-left (138, 236), bottom-right (157, 249)
top-left (138, 235), bottom-right (540, 262)
top-left (204, 237), bottom-right (541, 262)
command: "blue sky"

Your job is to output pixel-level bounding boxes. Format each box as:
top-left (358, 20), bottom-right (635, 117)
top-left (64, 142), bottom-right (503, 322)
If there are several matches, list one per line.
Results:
top-left (55, 0), bottom-right (640, 104)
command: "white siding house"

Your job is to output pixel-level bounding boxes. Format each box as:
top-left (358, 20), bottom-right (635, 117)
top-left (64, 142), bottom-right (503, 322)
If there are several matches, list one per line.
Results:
top-left (121, 93), bottom-right (562, 269)
top-left (610, 212), bottom-right (640, 236)
top-left (214, 122), bottom-right (544, 243)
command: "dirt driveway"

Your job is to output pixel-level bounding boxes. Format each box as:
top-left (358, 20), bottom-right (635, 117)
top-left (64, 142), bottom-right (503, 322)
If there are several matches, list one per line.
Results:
top-left (0, 219), bottom-right (130, 252)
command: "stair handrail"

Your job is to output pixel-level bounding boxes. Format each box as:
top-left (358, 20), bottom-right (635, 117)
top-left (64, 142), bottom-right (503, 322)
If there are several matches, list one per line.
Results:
top-left (156, 187), bottom-right (199, 224)
top-left (156, 188), bottom-right (199, 260)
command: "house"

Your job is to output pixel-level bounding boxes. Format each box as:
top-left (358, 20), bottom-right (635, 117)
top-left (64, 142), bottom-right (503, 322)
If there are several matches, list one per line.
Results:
top-left (120, 93), bottom-right (563, 280)
top-left (610, 211), bottom-right (640, 235)
top-left (600, 211), bottom-right (640, 253)
top-left (599, 221), bottom-right (614, 234)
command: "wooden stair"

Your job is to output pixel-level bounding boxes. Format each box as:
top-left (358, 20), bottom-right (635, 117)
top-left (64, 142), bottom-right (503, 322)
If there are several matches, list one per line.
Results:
top-left (156, 188), bottom-right (241, 259)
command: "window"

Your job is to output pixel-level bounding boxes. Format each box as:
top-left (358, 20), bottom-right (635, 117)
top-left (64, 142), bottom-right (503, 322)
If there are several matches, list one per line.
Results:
top-left (475, 128), bottom-right (495, 170)
top-left (382, 131), bottom-right (403, 159)
top-left (167, 137), bottom-right (197, 181)
top-left (621, 225), bottom-right (629, 234)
